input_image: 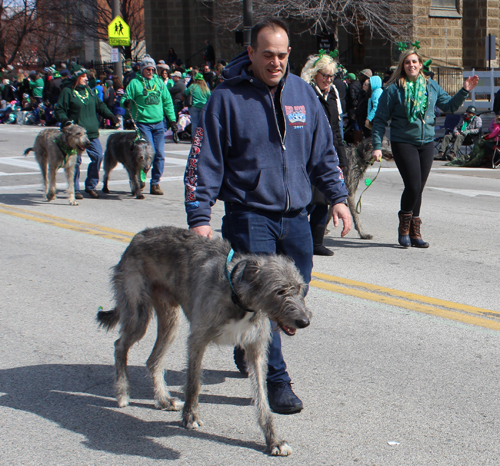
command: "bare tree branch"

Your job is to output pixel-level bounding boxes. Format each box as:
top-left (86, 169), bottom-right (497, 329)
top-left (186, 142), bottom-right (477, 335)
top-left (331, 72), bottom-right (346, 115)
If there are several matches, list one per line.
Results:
top-left (209, 0), bottom-right (412, 43)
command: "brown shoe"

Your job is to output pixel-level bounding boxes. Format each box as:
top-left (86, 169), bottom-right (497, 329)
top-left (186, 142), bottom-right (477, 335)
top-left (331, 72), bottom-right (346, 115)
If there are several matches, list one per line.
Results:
top-left (85, 189), bottom-right (100, 198)
top-left (75, 191), bottom-right (83, 200)
top-left (410, 217), bottom-right (430, 248)
top-left (150, 184), bottom-right (164, 195)
top-left (398, 211), bottom-right (412, 248)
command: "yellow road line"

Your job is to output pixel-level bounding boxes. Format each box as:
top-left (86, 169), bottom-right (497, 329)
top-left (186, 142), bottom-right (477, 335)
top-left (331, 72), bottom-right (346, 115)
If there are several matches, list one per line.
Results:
top-left (2, 202), bottom-right (497, 331)
top-left (0, 205), bottom-right (132, 243)
top-left (311, 280), bottom-right (500, 332)
top-left (312, 271), bottom-right (500, 320)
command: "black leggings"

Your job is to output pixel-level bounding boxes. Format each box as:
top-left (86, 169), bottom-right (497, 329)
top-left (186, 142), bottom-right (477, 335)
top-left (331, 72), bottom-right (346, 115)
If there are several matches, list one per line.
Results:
top-left (391, 141), bottom-right (434, 217)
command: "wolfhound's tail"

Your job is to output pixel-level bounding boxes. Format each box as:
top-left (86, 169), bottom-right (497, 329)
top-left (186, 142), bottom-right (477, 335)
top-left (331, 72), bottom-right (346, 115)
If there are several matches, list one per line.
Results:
top-left (97, 309), bottom-right (120, 331)
top-left (24, 147), bottom-right (34, 156)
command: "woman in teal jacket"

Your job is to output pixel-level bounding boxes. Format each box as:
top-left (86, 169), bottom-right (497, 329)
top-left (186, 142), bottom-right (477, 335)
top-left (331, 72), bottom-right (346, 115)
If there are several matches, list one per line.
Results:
top-left (371, 49), bottom-right (478, 248)
top-left (184, 72), bottom-right (211, 139)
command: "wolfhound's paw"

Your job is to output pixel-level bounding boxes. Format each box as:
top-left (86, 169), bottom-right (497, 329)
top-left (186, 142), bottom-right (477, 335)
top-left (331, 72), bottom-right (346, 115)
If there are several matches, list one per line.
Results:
top-left (155, 397), bottom-right (184, 411)
top-left (136, 193), bottom-right (145, 199)
top-left (117, 396), bottom-right (130, 408)
top-left (269, 441), bottom-right (292, 456)
top-left (69, 199), bottom-right (79, 206)
top-left (182, 412), bottom-right (204, 429)
top-left (360, 233), bottom-right (373, 240)
top-left (46, 193), bottom-right (55, 202)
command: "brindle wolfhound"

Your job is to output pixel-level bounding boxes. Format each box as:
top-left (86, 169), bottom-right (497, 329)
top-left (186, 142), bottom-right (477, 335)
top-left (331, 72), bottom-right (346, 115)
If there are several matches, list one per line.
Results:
top-left (102, 132), bottom-right (154, 199)
top-left (97, 226), bottom-right (311, 456)
top-left (24, 123), bottom-right (90, 205)
top-left (327, 137), bottom-right (393, 239)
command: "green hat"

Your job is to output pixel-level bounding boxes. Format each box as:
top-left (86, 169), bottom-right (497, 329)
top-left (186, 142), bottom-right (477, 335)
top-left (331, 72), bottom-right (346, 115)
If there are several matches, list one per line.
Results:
top-left (194, 72), bottom-right (204, 80)
top-left (71, 63), bottom-right (87, 79)
top-left (423, 59), bottom-right (432, 73)
top-left (346, 73), bottom-right (356, 81)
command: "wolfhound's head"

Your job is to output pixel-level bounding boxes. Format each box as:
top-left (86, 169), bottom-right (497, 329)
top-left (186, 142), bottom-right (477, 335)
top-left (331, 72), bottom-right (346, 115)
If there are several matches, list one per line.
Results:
top-left (131, 137), bottom-right (154, 173)
top-left (231, 255), bottom-right (311, 336)
top-left (61, 123), bottom-right (90, 152)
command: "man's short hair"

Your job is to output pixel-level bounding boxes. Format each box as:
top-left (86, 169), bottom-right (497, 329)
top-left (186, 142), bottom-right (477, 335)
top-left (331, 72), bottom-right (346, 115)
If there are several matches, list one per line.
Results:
top-left (250, 18), bottom-right (289, 50)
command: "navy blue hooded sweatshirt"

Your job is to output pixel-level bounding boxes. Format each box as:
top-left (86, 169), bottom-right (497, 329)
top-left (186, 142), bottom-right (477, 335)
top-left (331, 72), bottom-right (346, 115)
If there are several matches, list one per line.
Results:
top-left (184, 51), bottom-right (348, 228)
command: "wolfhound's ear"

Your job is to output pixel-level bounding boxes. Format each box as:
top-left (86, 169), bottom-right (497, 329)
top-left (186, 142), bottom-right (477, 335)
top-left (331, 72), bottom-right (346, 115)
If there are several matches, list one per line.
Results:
top-left (230, 258), bottom-right (260, 285)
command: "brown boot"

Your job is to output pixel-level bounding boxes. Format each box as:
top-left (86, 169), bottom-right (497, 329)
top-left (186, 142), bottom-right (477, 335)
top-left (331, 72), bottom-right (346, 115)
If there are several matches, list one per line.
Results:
top-left (150, 184), bottom-right (164, 195)
top-left (398, 211), bottom-right (412, 248)
top-left (410, 217), bottom-right (429, 248)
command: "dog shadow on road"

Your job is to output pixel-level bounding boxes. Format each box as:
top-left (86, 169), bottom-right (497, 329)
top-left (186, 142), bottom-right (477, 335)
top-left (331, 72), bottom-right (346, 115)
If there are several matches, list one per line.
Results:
top-left (0, 192), bottom-right (52, 207)
top-left (324, 237), bottom-right (401, 249)
top-left (0, 364), bottom-right (261, 460)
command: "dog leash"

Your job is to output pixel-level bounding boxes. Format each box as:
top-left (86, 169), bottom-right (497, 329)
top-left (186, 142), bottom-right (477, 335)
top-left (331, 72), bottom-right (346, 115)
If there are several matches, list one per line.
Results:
top-left (355, 157), bottom-right (382, 214)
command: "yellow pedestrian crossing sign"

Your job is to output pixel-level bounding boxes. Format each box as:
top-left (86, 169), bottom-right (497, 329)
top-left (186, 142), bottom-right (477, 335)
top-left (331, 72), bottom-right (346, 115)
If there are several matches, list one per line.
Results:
top-left (108, 16), bottom-right (130, 46)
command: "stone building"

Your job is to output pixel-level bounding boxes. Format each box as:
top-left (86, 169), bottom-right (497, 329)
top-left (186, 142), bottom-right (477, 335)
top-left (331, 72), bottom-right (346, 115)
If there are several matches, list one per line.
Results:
top-left (144, 0), bottom-right (499, 76)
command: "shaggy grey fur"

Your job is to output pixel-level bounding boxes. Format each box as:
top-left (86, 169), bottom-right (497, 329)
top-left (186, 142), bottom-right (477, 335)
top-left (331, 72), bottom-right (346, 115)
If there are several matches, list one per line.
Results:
top-left (97, 226), bottom-right (311, 456)
top-left (102, 132), bottom-right (154, 199)
top-left (328, 137), bottom-right (392, 239)
top-left (24, 124), bottom-right (90, 205)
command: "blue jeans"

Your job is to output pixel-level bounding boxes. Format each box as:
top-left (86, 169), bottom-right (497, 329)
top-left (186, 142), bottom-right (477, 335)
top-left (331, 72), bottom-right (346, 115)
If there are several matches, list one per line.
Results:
top-left (136, 121), bottom-right (165, 186)
top-left (74, 137), bottom-right (103, 191)
top-left (189, 107), bottom-right (202, 137)
top-left (222, 203), bottom-right (313, 383)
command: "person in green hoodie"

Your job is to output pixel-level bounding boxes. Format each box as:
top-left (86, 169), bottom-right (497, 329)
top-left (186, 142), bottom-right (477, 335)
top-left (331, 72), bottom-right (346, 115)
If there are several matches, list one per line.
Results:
top-left (371, 48), bottom-right (478, 249)
top-left (122, 55), bottom-right (178, 195)
top-left (55, 64), bottom-right (119, 199)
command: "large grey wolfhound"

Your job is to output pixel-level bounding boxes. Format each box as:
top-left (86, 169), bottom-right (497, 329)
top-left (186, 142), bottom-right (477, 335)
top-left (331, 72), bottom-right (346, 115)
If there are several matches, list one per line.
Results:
top-left (97, 226), bottom-right (311, 456)
top-left (24, 123), bottom-right (90, 205)
top-left (327, 137), bottom-right (392, 239)
top-left (102, 132), bottom-right (154, 199)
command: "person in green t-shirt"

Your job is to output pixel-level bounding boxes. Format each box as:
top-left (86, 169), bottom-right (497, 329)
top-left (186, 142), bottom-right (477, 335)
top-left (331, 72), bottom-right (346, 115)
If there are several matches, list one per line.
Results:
top-left (28, 71), bottom-right (44, 103)
top-left (184, 72), bottom-right (211, 139)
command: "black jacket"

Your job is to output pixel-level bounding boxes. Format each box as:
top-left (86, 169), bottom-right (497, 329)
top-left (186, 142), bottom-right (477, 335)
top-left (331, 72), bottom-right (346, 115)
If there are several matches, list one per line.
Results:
top-left (312, 83), bottom-right (347, 168)
top-left (333, 78), bottom-right (347, 114)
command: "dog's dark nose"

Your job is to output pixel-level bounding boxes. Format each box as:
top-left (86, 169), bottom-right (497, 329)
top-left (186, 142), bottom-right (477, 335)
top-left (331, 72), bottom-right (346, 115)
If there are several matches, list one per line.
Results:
top-left (295, 318), bottom-right (310, 329)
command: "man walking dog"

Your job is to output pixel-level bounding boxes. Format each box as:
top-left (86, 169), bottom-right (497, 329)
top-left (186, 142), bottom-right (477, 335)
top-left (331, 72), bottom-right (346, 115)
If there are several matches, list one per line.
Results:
top-left (184, 18), bottom-right (351, 415)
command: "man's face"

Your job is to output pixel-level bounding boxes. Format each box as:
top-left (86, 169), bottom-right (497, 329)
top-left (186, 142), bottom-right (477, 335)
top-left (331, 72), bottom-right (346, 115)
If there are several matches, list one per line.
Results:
top-left (247, 26), bottom-right (291, 87)
top-left (204, 66), bottom-right (210, 73)
top-left (142, 67), bottom-right (155, 79)
top-left (172, 75), bottom-right (179, 82)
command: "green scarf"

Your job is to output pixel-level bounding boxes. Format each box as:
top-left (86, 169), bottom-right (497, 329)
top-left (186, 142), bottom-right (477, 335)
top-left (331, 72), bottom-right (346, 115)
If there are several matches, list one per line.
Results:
top-left (404, 75), bottom-right (428, 123)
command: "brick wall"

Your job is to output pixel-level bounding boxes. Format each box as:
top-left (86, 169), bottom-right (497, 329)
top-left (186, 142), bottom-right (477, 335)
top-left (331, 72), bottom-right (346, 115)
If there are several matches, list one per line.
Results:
top-left (144, 0), bottom-right (498, 73)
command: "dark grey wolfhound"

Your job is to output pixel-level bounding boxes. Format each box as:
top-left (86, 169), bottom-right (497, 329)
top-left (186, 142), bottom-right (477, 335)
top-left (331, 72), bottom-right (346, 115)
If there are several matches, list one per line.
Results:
top-left (102, 132), bottom-right (154, 199)
top-left (328, 137), bottom-right (393, 239)
top-left (24, 124), bottom-right (90, 205)
top-left (97, 226), bottom-right (311, 456)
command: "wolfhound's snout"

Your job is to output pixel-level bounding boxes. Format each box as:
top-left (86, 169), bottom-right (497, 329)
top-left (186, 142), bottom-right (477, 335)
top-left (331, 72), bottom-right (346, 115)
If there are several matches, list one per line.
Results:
top-left (295, 317), bottom-right (310, 329)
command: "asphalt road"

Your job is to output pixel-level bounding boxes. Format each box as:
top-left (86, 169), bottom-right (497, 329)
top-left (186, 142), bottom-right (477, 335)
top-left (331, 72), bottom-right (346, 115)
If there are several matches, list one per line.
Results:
top-left (1, 124), bottom-right (500, 465)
